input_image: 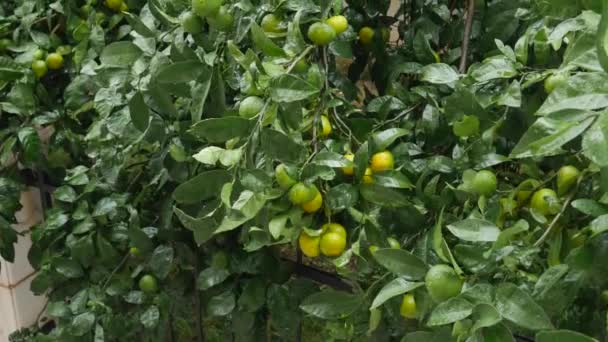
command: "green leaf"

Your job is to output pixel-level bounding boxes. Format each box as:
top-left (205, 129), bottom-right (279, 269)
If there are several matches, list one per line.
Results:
top-left (447, 219), bottom-right (501, 242)
top-left (197, 267), bottom-right (230, 290)
top-left (173, 207), bottom-right (217, 245)
top-left (250, 22), bottom-right (286, 57)
top-left (536, 330), bottom-right (598, 342)
top-left (191, 71), bottom-right (213, 122)
top-left (54, 258), bottom-right (84, 279)
top-left (326, 184), bottom-right (359, 211)
top-left (148, 245), bottom-right (174, 279)
top-left (100, 41), bottom-right (143, 67)
top-left (536, 73), bottom-right (608, 116)
top-left (495, 283), bottom-right (554, 331)
top-left (511, 111), bottom-right (596, 158)
top-left (597, 3), bottom-right (608, 73)
top-left (372, 171), bottom-right (414, 189)
top-left (571, 199), bottom-right (608, 217)
top-left (17, 127), bottom-right (40, 165)
top-left (207, 291), bottom-right (235, 316)
top-left (421, 63), bottom-right (459, 85)
top-left (173, 170), bottom-right (231, 204)
top-left (312, 151), bottom-right (352, 168)
top-left (269, 74), bottom-right (320, 102)
top-left (427, 296), bottom-right (474, 326)
top-left (0, 57), bottom-right (25, 81)
top-left (372, 248), bottom-right (428, 280)
top-left (215, 191), bottom-right (266, 233)
top-left (300, 290), bottom-right (362, 319)
top-left (261, 129), bottom-right (306, 163)
top-left (582, 112), bottom-right (608, 166)
top-left (70, 312), bottom-right (96, 336)
top-left (371, 128), bottom-right (409, 151)
top-left (140, 306), bottom-right (160, 329)
top-left (471, 56), bottom-right (519, 82)
top-left (156, 61), bottom-right (208, 84)
top-left (360, 184), bottom-right (409, 207)
top-left (189, 117), bottom-right (252, 143)
top-left (129, 92), bottom-right (150, 132)
top-left (370, 278), bottom-right (424, 309)
top-left (471, 303), bottom-right (502, 332)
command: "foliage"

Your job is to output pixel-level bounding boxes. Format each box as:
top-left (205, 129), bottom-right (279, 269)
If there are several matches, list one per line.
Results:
top-left (1, 0), bottom-right (608, 341)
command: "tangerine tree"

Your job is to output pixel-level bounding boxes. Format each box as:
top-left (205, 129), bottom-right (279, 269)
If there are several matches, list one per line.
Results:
top-left (2, 0), bottom-right (608, 341)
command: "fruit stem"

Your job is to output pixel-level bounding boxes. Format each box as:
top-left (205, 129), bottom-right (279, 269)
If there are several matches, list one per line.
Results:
top-left (533, 173), bottom-right (585, 247)
top-left (286, 46), bottom-right (313, 74)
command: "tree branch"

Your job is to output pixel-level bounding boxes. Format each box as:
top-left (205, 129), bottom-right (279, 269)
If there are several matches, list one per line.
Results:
top-left (459, 0), bottom-right (476, 73)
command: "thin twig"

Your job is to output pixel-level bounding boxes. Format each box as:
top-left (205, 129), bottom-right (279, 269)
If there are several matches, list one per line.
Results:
top-left (459, 0), bottom-right (476, 73)
top-left (533, 176), bottom-right (583, 248)
top-left (101, 253), bottom-right (130, 289)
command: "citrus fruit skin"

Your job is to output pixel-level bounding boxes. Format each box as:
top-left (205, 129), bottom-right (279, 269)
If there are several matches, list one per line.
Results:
top-left (32, 60), bottom-right (48, 78)
top-left (129, 247), bottom-right (140, 256)
top-left (288, 182), bottom-right (316, 205)
top-left (471, 170), bottom-right (497, 196)
top-left (192, 0), bottom-right (222, 18)
top-left (320, 115), bottom-right (332, 137)
top-left (320, 231), bottom-right (346, 257)
top-left (46, 53), bottom-right (64, 70)
top-left (208, 6), bottom-right (233, 31)
top-left (370, 151), bottom-right (394, 173)
top-left (363, 167), bottom-right (374, 184)
top-left (326, 15), bottom-right (348, 35)
top-left (425, 264), bottom-right (463, 303)
top-left (342, 153), bottom-right (354, 176)
top-left (530, 188), bottom-right (558, 216)
top-left (261, 14), bottom-right (282, 33)
top-left (358, 27), bottom-right (375, 45)
top-left (516, 179), bottom-right (540, 205)
top-left (239, 96), bottom-right (264, 118)
top-left (32, 49), bottom-right (45, 60)
top-left (105, 0), bottom-right (122, 11)
top-left (293, 59), bottom-right (308, 73)
top-left (139, 275), bottom-right (159, 294)
top-left (321, 223), bottom-right (347, 239)
top-left (544, 73), bottom-right (567, 94)
top-left (275, 164), bottom-right (297, 190)
top-left (400, 293), bottom-right (417, 319)
top-left (387, 237), bottom-right (400, 249)
top-left (307, 22), bottom-right (337, 46)
top-left (557, 165), bottom-right (580, 196)
top-left (302, 191), bottom-right (323, 213)
top-left (181, 11), bottom-right (203, 34)
top-left (299, 232), bottom-right (321, 257)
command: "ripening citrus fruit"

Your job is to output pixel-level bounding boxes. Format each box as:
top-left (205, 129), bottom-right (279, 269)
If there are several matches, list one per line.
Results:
top-left (370, 151), bottom-right (394, 173)
top-left (239, 96), bottom-right (264, 118)
top-left (425, 264), bottom-right (463, 303)
top-left (557, 165), bottom-right (580, 196)
top-left (302, 191), bottom-right (323, 213)
top-left (342, 153), bottom-right (354, 176)
top-left (307, 22), bottom-right (337, 46)
top-left (288, 182), bottom-right (316, 205)
top-left (387, 237), bottom-right (400, 249)
top-left (544, 73), bottom-right (567, 94)
top-left (32, 49), bottom-right (45, 60)
top-left (358, 27), bottom-right (375, 45)
top-left (293, 59), bottom-right (308, 73)
top-left (181, 11), bottom-right (203, 34)
top-left (32, 60), bottom-right (47, 78)
top-left (208, 6), bottom-right (233, 31)
top-left (320, 231), bottom-right (346, 257)
top-left (363, 167), bottom-right (373, 184)
top-left (46, 52), bottom-right (63, 70)
top-left (400, 293), bottom-right (417, 319)
top-left (192, 0), bottom-right (222, 17)
top-left (321, 223), bottom-right (347, 239)
top-left (299, 232), bottom-right (320, 257)
top-left (471, 170), bottom-right (497, 196)
top-left (129, 247), bottom-right (140, 256)
top-left (326, 15), bottom-right (348, 35)
top-left (275, 164), bottom-right (297, 190)
top-left (139, 275), bottom-right (159, 293)
top-left (530, 188), bottom-right (558, 216)
top-left (516, 179), bottom-right (540, 205)
top-left (320, 115), bottom-right (332, 137)
top-left (105, 0), bottom-right (122, 11)
top-left (261, 13), bottom-right (282, 33)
